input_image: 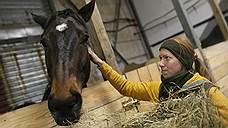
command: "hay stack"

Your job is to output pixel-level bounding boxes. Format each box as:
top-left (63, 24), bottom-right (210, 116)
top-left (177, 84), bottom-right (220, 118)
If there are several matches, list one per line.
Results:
top-left (73, 91), bottom-right (225, 128)
top-left (119, 92), bottom-right (225, 128)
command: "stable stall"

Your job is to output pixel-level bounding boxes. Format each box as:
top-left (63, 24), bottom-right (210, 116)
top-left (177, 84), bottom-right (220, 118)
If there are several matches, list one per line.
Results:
top-left (0, 0), bottom-right (228, 127)
top-left (0, 40), bottom-right (228, 127)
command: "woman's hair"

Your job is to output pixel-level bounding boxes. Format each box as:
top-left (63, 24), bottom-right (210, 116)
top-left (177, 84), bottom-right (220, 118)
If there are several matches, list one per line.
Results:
top-left (161, 35), bottom-right (213, 81)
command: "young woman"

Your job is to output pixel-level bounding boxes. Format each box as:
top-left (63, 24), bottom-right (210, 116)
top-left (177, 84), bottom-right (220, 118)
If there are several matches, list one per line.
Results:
top-left (88, 36), bottom-right (228, 125)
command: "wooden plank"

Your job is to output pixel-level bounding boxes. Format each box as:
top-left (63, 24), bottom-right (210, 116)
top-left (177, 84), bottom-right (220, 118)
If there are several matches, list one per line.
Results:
top-left (195, 41), bottom-right (228, 81)
top-left (86, 0), bottom-right (120, 72)
top-left (137, 66), bottom-right (152, 82)
top-left (212, 61), bottom-right (228, 81)
top-left (203, 41), bottom-right (228, 59)
top-left (208, 50), bottom-right (228, 70)
top-left (172, 0), bottom-right (212, 74)
top-left (0, 101), bottom-right (56, 128)
top-left (82, 81), bottom-right (123, 112)
top-left (208, 0), bottom-right (228, 40)
top-left (147, 63), bottom-right (161, 81)
top-left (125, 70), bottom-right (140, 82)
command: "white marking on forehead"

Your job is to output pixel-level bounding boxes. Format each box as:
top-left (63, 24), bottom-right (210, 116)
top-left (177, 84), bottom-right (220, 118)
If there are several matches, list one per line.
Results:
top-left (56, 23), bottom-right (68, 32)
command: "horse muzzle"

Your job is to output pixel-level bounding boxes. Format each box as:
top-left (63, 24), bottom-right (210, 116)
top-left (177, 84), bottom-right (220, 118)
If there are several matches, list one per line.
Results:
top-left (48, 92), bottom-right (83, 126)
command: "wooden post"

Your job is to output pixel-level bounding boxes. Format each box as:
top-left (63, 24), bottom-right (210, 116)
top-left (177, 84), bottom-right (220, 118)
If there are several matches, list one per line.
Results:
top-left (208, 0), bottom-right (228, 40)
top-left (171, 0), bottom-right (215, 82)
top-left (74, 0), bottom-right (120, 72)
top-left (88, 1), bottom-right (120, 71)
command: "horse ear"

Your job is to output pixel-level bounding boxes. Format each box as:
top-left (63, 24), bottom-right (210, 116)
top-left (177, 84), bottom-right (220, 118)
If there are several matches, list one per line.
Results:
top-left (31, 13), bottom-right (47, 29)
top-left (78, 0), bottom-right (95, 22)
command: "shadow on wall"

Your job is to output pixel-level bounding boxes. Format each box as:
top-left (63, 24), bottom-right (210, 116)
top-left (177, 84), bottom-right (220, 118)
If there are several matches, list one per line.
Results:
top-left (200, 0), bottom-right (228, 48)
top-left (200, 17), bottom-right (227, 48)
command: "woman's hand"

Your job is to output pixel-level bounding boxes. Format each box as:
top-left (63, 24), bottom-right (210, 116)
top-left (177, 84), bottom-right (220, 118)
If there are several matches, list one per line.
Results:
top-left (88, 47), bottom-right (104, 66)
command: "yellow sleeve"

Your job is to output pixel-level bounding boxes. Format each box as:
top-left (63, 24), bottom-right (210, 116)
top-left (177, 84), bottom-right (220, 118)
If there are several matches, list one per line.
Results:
top-left (99, 62), bottom-right (161, 102)
top-left (208, 87), bottom-right (228, 126)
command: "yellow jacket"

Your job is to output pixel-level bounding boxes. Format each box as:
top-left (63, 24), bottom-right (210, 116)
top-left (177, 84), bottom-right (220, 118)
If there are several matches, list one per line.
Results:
top-left (99, 62), bottom-right (228, 125)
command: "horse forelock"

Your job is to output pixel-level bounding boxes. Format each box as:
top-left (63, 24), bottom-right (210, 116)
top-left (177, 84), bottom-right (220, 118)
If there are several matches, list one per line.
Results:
top-left (41, 10), bottom-right (89, 51)
top-left (42, 9), bottom-right (86, 31)
top-left (41, 11), bottom-right (88, 49)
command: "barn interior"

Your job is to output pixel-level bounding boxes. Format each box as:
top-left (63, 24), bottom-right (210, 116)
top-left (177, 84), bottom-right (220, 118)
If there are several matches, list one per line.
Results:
top-left (0, 0), bottom-right (228, 127)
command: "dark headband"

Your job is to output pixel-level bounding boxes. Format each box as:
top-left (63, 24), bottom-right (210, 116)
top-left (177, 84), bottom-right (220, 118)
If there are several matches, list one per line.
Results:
top-left (159, 40), bottom-right (193, 70)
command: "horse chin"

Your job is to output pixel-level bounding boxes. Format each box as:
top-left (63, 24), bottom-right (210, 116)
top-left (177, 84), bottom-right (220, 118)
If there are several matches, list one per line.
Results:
top-left (51, 105), bottom-right (82, 126)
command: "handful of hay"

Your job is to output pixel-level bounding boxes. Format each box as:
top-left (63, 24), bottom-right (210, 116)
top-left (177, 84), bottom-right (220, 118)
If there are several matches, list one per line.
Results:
top-left (73, 91), bottom-right (225, 128)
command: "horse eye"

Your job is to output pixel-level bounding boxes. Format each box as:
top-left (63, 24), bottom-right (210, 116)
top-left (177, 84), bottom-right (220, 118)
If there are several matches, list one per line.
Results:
top-left (80, 35), bottom-right (89, 43)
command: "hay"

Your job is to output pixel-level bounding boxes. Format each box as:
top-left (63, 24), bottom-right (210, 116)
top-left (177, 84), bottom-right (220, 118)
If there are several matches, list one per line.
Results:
top-left (73, 91), bottom-right (225, 128)
top-left (118, 92), bottom-right (225, 128)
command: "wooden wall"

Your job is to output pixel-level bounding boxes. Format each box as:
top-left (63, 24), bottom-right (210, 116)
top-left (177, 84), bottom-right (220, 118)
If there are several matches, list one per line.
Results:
top-left (205, 41), bottom-right (228, 96)
top-left (0, 41), bottom-right (228, 128)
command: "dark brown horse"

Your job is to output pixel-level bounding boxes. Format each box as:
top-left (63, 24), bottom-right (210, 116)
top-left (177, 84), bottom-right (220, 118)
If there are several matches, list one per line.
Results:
top-left (32, 0), bottom-right (95, 126)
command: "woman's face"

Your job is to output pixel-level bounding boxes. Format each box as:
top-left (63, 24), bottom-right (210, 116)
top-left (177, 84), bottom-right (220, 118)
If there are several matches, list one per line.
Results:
top-left (159, 48), bottom-right (186, 79)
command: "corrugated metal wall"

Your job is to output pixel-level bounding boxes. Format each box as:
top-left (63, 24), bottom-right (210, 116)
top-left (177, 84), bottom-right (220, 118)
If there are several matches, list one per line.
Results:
top-left (0, 0), bottom-right (52, 113)
top-left (0, 0), bottom-right (50, 25)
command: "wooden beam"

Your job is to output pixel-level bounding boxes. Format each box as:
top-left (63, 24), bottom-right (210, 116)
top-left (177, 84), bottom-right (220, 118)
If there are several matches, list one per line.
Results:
top-left (83, 0), bottom-right (120, 72)
top-left (171, 0), bottom-right (201, 49)
top-left (208, 0), bottom-right (228, 40)
top-left (172, 0), bottom-right (215, 82)
top-left (90, 4), bottom-right (120, 72)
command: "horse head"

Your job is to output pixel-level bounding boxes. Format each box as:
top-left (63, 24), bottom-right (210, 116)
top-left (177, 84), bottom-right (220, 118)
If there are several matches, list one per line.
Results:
top-left (32, 0), bottom-right (95, 126)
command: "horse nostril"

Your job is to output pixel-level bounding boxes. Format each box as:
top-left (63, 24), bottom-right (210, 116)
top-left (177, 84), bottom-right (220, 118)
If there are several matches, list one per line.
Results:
top-left (72, 92), bottom-right (82, 101)
top-left (71, 92), bottom-right (83, 108)
top-left (48, 95), bottom-right (62, 112)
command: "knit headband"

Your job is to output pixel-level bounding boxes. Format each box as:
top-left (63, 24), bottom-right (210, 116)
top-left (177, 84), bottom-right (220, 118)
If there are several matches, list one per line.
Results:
top-left (159, 40), bottom-right (194, 70)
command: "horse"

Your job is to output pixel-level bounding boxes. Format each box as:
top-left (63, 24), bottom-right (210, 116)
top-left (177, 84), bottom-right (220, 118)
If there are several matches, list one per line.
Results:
top-left (32, 0), bottom-right (95, 126)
